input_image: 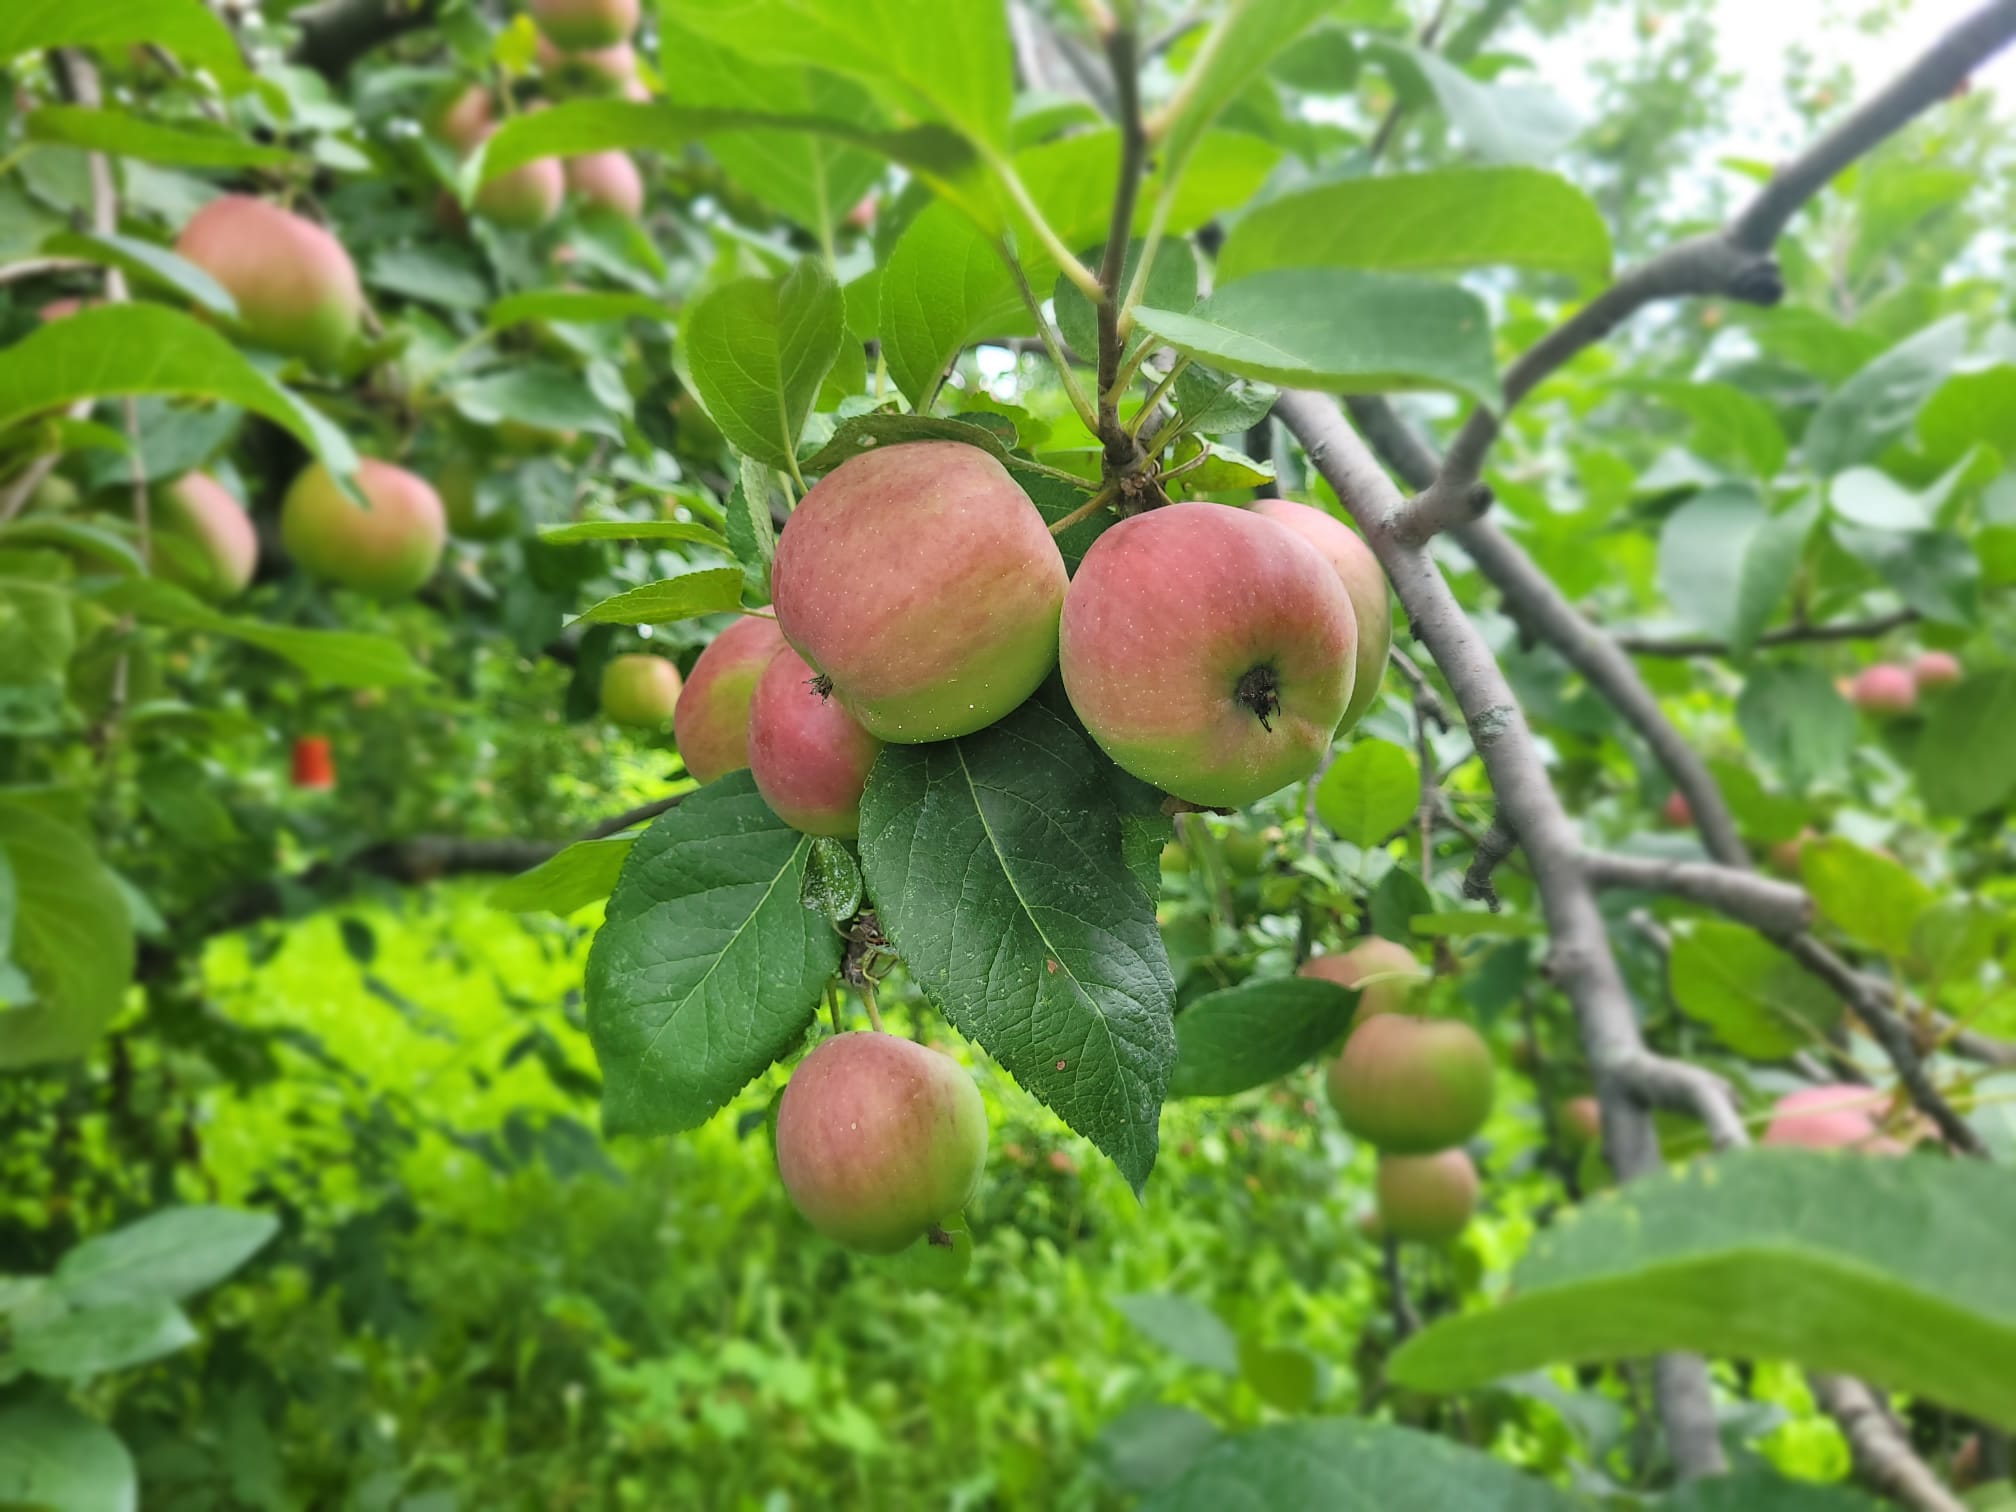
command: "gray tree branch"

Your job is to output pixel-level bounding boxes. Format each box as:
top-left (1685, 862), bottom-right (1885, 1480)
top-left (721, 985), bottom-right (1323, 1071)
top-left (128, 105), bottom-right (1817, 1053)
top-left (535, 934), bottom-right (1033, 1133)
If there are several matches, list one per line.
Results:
top-left (1615, 609), bottom-right (1920, 657)
top-left (1809, 1374), bottom-right (1968, 1512)
top-left (1584, 853), bottom-right (1813, 937)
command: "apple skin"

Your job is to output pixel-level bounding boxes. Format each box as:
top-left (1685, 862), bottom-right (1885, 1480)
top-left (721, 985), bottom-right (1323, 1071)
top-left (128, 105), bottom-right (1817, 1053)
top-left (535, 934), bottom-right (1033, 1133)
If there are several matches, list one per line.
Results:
top-left (1376, 1149), bottom-right (1478, 1244)
top-left (748, 648), bottom-right (884, 837)
top-left (174, 196), bottom-right (363, 368)
top-left (1298, 937), bottom-right (1425, 1025)
top-left (673, 615), bottom-right (788, 784)
top-left (600, 653), bottom-right (683, 728)
top-left (1848, 663), bottom-right (1917, 716)
top-left (471, 131), bottom-right (565, 228)
top-left (1762, 1084), bottom-right (1905, 1154)
top-left (1249, 499), bottom-right (1390, 733)
top-left (1560, 1095), bottom-right (1601, 1147)
top-left (155, 471), bottom-right (257, 598)
top-left (1326, 1014), bottom-right (1494, 1154)
top-left (1912, 651), bottom-right (1961, 691)
top-left (775, 1031), bottom-right (988, 1254)
top-left (429, 83), bottom-right (493, 155)
top-left (1060, 502), bottom-right (1356, 808)
top-left (771, 442), bottom-right (1068, 743)
top-left (565, 150), bottom-right (644, 217)
top-left (528, 0), bottom-right (638, 49)
top-left (1661, 791), bottom-right (1693, 827)
top-left (281, 459), bottom-right (446, 599)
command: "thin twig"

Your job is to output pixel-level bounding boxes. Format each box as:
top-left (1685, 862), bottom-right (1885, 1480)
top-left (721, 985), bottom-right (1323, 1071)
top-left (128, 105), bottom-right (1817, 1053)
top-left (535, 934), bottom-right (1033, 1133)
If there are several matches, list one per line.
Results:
top-left (1809, 1375), bottom-right (1967, 1512)
top-left (1616, 609), bottom-right (1920, 657)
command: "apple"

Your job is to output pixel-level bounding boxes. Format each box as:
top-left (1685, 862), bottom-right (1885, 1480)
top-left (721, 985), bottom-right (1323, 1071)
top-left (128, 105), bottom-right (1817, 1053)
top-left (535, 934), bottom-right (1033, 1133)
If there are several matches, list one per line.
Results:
top-left (471, 130), bottom-right (565, 228)
top-left (599, 653), bottom-right (682, 728)
top-left (1249, 498), bottom-right (1391, 733)
top-left (528, 0), bottom-right (638, 50)
top-left (175, 196), bottom-right (363, 368)
top-left (1661, 790), bottom-right (1692, 827)
top-left (428, 83), bottom-right (493, 155)
top-left (280, 459), bottom-right (446, 599)
top-left (747, 647), bottom-right (883, 837)
top-left (1060, 501), bottom-right (1356, 808)
top-left (155, 471), bottom-right (257, 598)
top-left (672, 615), bottom-right (788, 784)
top-left (1762, 1084), bottom-right (1906, 1154)
top-left (565, 150), bottom-right (644, 217)
top-left (536, 35), bottom-right (635, 96)
top-left (1376, 1149), bottom-right (1478, 1244)
top-left (1847, 663), bottom-right (1916, 716)
top-left (775, 1031), bottom-right (988, 1254)
top-left (1326, 1013), bottom-right (1494, 1154)
top-left (1911, 650), bottom-right (1961, 691)
top-left (1559, 1095), bottom-right (1601, 1147)
top-left (771, 441), bottom-right (1068, 742)
top-left (1298, 937), bottom-right (1425, 1024)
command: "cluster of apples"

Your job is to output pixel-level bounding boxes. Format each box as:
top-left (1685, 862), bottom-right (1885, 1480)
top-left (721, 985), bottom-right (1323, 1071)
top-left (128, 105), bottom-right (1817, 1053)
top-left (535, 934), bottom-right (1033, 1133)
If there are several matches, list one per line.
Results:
top-left (1299, 939), bottom-right (1491, 1244)
top-left (1840, 650), bottom-right (1963, 717)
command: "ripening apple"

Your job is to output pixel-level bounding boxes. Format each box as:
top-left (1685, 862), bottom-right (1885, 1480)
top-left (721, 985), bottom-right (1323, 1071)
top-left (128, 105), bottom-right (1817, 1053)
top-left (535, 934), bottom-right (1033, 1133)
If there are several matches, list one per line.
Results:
top-left (1848, 663), bottom-right (1916, 716)
top-left (1767, 828), bottom-right (1818, 877)
top-left (1911, 650), bottom-right (1961, 691)
top-left (528, 0), bottom-right (638, 49)
top-left (672, 615), bottom-right (787, 784)
top-left (1559, 1095), bottom-right (1601, 1147)
top-left (1061, 502), bottom-right (1356, 808)
top-left (771, 442), bottom-right (1068, 742)
top-left (536, 35), bottom-right (635, 96)
top-left (175, 196), bottom-right (364, 368)
top-left (564, 150), bottom-right (644, 217)
top-left (599, 653), bottom-right (682, 729)
top-left (747, 647), bottom-right (884, 838)
top-left (1249, 499), bottom-right (1391, 733)
top-left (1762, 1084), bottom-right (1906, 1154)
top-left (154, 471), bottom-right (258, 599)
top-left (1298, 937), bottom-right (1426, 1025)
top-left (471, 130), bottom-right (565, 228)
top-left (281, 459), bottom-right (445, 599)
top-left (1326, 1013), bottom-right (1494, 1154)
top-left (775, 1031), bottom-right (988, 1254)
top-left (1376, 1149), bottom-right (1478, 1244)
top-left (1661, 790), bottom-right (1693, 827)
top-left (428, 83), bottom-right (493, 155)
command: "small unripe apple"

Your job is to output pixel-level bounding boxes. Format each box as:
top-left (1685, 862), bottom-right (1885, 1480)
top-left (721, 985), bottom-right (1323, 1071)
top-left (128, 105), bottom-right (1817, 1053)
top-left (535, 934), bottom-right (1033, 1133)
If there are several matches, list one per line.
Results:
top-left (1559, 1095), bottom-right (1601, 1147)
top-left (528, 0), bottom-right (638, 49)
top-left (1249, 499), bottom-right (1390, 733)
top-left (1327, 1014), bottom-right (1494, 1154)
top-left (428, 83), bottom-right (493, 155)
top-left (536, 35), bottom-right (635, 96)
top-left (155, 471), bottom-right (258, 598)
top-left (565, 150), bottom-right (644, 217)
top-left (1911, 650), bottom-right (1961, 691)
top-left (1767, 828), bottom-right (1817, 877)
top-left (747, 647), bottom-right (883, 837)
top-left (772, 442), bottom-right (1068, 742)
top-left (775, 1031), bottom-right (988, 1254)
top-left (672, 615), bottom-right (787, 784)
top-left (1762, 1084), bottom-right (1905, 1154)
top-left (1661, 790), bottom-right (1693, 827)
top-left (1376, 1149), bottom-right (1477, 1243)
top-left (1060, 502), bottom-right (1356, 808)
top-left (281, 459), bottom-right (446, 599)
top-left (472, 130), bottom-right (565, 228)
top-left (175, 196), bottom-right (363, 368)
top-left (600, 653), bottom-right (682, 728)
top-left (1298, 937), bottom-right (1425, 1024)
top-left (1848, 663), bottom-right (1916, 716)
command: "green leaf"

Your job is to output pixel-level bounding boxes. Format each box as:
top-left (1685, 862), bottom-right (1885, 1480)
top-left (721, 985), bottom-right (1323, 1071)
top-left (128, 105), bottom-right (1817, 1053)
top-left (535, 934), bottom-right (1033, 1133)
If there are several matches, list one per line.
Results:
top-left (0, 802), bottom-right (134, 1068)
top-left (726, 467), bottom-right (778, 606)
top-left (1134, 270), bottom-right (1499, 408)
top-left (1365, 42), bottom-right (1581, 166)
top-left (686, 259), bottom-right (843, 470)
top-left (859, 699), bottom-right (1177, 1194)
top-left (1631, 378), bottom-right (1788, 480)
top-left (1667, 920), bottom-right (1841, 1059)
top-left (0, 304), bottom-right (355, 474)
top-left (1389, 1149), bottom-right (2016, 1432)
top-left (1169, 978), bottom-right (1355, 1098)
top-left (1918, 364), bottom-right (2016, 467)
top-left (1736, 661), bottom-right (1855, 789)
top-left (568, 568), bottom-right (746, 627)
top-left (1142, 1419), bottom-right (1579, 1511)
top-left (1798, 838), bottom-right (1934, 961)
top-left (15, 1295), bottom-right (197, 1378)
top-left (55, 1206), bottom-right (278, 1307)
top-left (1115, 1293), bottom-right (1239, 1375)
top-left (1832, 523), bottom-right (1979, 627)
top-left (0, 575), bottom-right (77, 684)
top-left (876, 200), bottom-right (1030, 409)
top-left (367, 245), bottom-right (491, 310)
top-left (94, 578), bottom-right (430, 688)
top-left (1803, 315), bottom-right (1966, 476)
top-left (1656, 482), bottom-right (1809, 654)
top-left (1916, 667), bottom-right (2016, 818)
top-left (1158, 0), bottom-right (1334, 182)
top-left (42, 229), bottom-right (238, 318)
top-left (0, 0), bottom-right (249, 90)
top-left (800, 412), bottom-right (1015, 476)
top-left (1829, 468), bottom-right (1929, 531)
top-left (1054, 239), bottom-right (1199, 372)
top-left (1218, 168), bottom-right (1611, 285)
top-left (451, 364), bottom-right (621, 441)
top-left (0, 1400), bottom-right (136, 1512)
top-left (1316, 738), bottom-right (1420, 848)
top-left (583, 773), bottom-right (843, 1135)
top-left (537, 519), bottom-right (728, 549)
top-left (1239, 1339), bottom-right (1324, 1413)
top-left (487, 289), bottom-right (670, 330)
top-left (1090, 1405), bottom-right (1222, 1497)
top-left (26, 106), bottom-right (293, 168)
top-left (490, 836), bottom-right (635, 916)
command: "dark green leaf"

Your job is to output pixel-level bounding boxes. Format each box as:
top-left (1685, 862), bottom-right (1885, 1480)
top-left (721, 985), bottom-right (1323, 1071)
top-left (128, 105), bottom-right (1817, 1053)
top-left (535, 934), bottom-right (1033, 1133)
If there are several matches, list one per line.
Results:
top-left (1169, 978), bottom-right (1354, 1098)
top-left (26, 106), bottom-right (293, 168)
top-left (583, 773), bottom-right (843, 1135)
top-left (800, 412), bottom-right (1014, 476)
top-left (859, 699), bottom-right (1176, 1193)
top-left (1090, 1405), bottom-right (1222, 1496)
top-left (487, 289), bottom-right (670, 329)
top-left (876, 201), bottom-right (1030, 409)
top-left (451, 364), bottom-right (621, 441)
top-left (800, 837), bottom-right (862, 923)
top-left (1054, 239), bottom-right (1198, 369)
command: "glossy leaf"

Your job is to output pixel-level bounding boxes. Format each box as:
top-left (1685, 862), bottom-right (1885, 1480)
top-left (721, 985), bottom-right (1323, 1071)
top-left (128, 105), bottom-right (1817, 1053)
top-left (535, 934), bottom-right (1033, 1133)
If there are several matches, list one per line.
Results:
top-left (800, 837), bottom-right (863, 923)
top-left (686, 259), bottom-right (843, 469)
top-left (1169, 978), bottom-right (1355, 1098)
top-left (568, 568), bottom-right (746, 627)
top-left (877, 201), bottom-right (1030, 409)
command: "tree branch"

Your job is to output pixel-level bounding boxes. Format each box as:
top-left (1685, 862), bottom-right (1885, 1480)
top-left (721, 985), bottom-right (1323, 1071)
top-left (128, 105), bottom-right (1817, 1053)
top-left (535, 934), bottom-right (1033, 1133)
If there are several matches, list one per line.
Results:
top-left (1809, 1374), bottom-right (1968, 1512)
top-left (1615, 609), bottom-right (1920, 657)
top-left (1273, 389), bottom-right (1727, 1480)
top-left (1584, 852), bottom-right (1813, 937)
top-left (1095, 20), bottom-right (1147, 451)
top-left (1461, 820), bottom-right (1517, 911)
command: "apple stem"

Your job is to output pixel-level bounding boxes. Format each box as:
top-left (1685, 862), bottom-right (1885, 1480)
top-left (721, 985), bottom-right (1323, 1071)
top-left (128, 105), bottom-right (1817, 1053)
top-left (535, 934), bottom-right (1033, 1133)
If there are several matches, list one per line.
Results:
top-left (1235, 665), bottom-right (1282, 732)
top-left (860, 978), bottom-right (885, 1034)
